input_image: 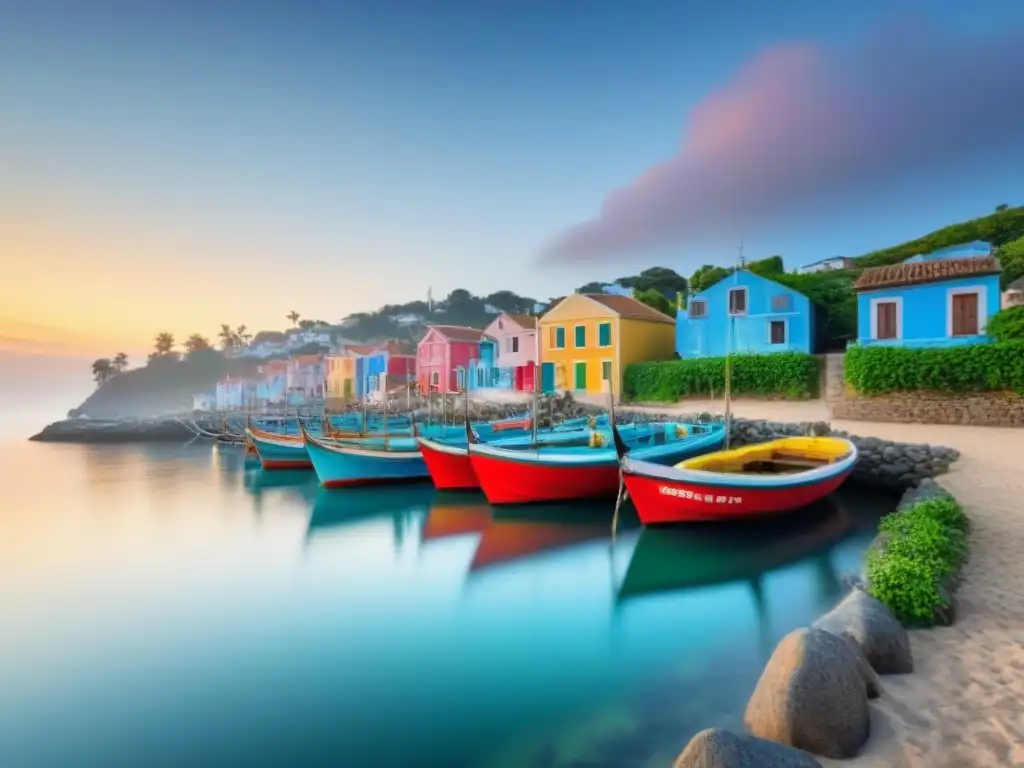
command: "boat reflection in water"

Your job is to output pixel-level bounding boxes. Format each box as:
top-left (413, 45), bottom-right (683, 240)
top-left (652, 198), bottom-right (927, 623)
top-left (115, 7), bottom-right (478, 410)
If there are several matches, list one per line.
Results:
top-left (304, 484), bottom-right (437, 554)
top-left (419, 492), bottom-right (493, 543)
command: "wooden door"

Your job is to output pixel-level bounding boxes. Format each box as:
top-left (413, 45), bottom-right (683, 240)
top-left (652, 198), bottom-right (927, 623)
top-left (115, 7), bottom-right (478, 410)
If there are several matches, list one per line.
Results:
top-left (951, 293), bottom-right (979, 336)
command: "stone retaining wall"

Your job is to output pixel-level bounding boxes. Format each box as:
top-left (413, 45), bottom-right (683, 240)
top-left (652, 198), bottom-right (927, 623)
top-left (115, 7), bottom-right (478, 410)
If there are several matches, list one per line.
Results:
top-left (825, 352), bottom-right (1024, 426)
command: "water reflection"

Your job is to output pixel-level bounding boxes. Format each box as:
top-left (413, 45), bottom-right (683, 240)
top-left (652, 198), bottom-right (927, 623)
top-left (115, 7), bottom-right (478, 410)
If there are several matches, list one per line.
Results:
top-left (304, 484), bottom-right (436, 554)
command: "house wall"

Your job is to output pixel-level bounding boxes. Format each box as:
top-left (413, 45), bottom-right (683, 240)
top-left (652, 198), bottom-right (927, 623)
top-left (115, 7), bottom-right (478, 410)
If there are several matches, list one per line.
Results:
top-left (539, 295), bottom-right (619, 394)
top-left (447, 341), bottom-right (477, 391)
top-left (676, 271), bottom-right (814, 358)
top-left (617, 318), bottom-right (677, 396)
top-left (482, 315), bottom-right (538, 369)
top-left (416, 331), bottom-right (447, 392)
top-left (855, 274), bottom-right (1000, 348)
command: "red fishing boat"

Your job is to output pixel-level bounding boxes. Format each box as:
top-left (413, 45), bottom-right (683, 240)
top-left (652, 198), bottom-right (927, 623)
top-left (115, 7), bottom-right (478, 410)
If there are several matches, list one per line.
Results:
top-left (418, 436), bottom-right (481, 491)
top-left (618, 434), bottom-right (858, 525)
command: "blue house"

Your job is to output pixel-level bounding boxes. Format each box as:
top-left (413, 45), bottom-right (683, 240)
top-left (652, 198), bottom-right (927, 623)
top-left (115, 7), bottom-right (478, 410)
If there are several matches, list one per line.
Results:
top-left (853, 248), bottom-right (1001, 348)
top-left (676, 270), bottom-right (814, 358)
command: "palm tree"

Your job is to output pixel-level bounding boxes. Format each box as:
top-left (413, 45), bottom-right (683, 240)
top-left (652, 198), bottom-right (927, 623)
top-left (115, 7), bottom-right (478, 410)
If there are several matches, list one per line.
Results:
top-left (91, 358), bottom-right (114, 386)
top-left (218, 323), bottom-right (236, 351)
top-left (185, 334), bottom-right (212, 353)
top-left (154, 332), bottom-right (175, 355)
top-left (112, 352), bottom-right (129, 373)
top-left (287, 310), bottom-right (301, 327)
top-left (236, 324), bottom-right (252, 346)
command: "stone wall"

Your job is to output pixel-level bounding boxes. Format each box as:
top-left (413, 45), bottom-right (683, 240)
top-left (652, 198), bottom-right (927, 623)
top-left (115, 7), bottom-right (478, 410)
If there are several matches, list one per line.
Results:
top-left (825, 353), bottom-right (1024, 426)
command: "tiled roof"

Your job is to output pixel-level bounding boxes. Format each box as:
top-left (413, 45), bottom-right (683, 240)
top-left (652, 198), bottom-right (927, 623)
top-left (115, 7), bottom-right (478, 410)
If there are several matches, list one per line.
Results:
top-left (854, 256), bottom-right (1002, 291)
top-left (342, 344), bottom-right (377, 356)
top-left (428, 325), bottom-right (485, 342)
top-left (374, 339), bottom-right (416, 356)
top-left (505, 313), bottom-right (537, 330)
top-left (582, 293), bottom-right (675, 324)
top-left (291, 354), bottom-right (323, 364)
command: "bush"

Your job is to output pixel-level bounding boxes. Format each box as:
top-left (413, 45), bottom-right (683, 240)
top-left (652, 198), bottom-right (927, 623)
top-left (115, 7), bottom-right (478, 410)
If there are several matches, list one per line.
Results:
top-left (867, 494), bottom-right (968, 626)
top-left (844, 343), bottom-right (1024, 394)
top-left (985, 306), bottom-right (1024, 342)
top-left (622, 353), bottom-right (820, 402)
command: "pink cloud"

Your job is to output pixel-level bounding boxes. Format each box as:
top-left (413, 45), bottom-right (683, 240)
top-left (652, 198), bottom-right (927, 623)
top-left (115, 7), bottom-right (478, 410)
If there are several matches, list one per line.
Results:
top-left (540, 19), bottom-right (1024, 263)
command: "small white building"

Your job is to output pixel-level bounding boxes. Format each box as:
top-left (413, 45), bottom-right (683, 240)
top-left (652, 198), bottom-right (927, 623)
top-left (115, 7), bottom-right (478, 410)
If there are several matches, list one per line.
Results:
top-left (192, 393), bottom-right (216, 411)
top-left (796, 257), bottom-right (853, 274)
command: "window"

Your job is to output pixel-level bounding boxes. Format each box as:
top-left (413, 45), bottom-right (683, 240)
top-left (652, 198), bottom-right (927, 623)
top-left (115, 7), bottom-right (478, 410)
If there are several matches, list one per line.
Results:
top-left (950, 292), bottom-right (980, 336)
top-left (553, 326), bottom-right (566, 349)
top-left (771, 294), bottom-right (790, 311)
top-left (688, 300), bottom-right (707, 318)
top-left (598, 322), bottom-right (612, 347)
top-left (769, 320), bottom-right (786, 345)
top-left (728, 287), bottom-right (748, 315)
top-left (477, 368), bottom-right (485, 387)
top-left (456, 367), bottom-right (465, 389)
top-left (601, 360), bottom-right (612, 381)
top-left (875, 301), bottom-right (898, 340)
top-left (511, 336), bottom-right (519, 353)
top-left (430, 371), bottom-right (440, 386)
top-left (574, 325), bottom-right (586, 348)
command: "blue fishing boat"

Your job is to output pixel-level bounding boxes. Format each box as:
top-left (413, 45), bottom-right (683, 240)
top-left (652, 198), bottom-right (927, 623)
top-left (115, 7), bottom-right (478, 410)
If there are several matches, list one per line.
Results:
top-left (300, 423), bottom-right (431, 488)
top-left (246, 419), bottom-right (312, 470)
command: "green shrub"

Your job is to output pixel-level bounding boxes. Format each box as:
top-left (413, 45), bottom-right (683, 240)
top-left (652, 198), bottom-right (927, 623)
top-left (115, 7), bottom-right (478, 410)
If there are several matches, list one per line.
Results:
top-left (622, 353), bottom-right (819, 402)
top-left (867, 495), bottom-right (968, 626)
top-left (985, 306), bottom-right (1024, 343)
top-left (844, 343), bottom-right (1024, 395)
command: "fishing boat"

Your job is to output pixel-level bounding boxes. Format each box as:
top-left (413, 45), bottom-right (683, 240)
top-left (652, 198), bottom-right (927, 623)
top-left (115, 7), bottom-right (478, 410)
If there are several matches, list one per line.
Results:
top-left (299, 422), bottom-right (430, 488)
top-left (618, 434), bottom-right (858, 524)
top-left (246, 419), bottom-right (313, 470)
top-left (469, 421), bottom-right (725, 505)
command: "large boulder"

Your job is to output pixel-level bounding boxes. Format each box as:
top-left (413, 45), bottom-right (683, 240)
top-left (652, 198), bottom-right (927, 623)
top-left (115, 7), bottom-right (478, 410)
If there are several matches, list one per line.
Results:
top-left (744, 628), bottom-right (871, 759)
top-left (674, 729), bottom-right (822, 768)
top-left (813, 588), bottom-right (913, 674)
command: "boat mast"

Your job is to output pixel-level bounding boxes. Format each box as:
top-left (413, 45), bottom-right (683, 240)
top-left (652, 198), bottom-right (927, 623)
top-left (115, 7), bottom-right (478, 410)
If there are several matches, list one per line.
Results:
top-left (531, 306), bottom-right (540, 447)
top-left (724, 237), bottom-right (743, 451)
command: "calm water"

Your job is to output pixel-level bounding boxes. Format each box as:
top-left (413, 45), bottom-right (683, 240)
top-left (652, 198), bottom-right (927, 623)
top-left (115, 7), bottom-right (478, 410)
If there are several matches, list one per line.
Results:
top-left (0, 436), bottom-right (896, 767)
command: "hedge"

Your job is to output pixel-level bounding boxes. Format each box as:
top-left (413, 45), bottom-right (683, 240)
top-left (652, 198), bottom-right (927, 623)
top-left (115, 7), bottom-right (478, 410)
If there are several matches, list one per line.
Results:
top-left (844, 342), bottom-right (1024, 395)
top-left (622, 353), bottom-right (820, 402)
top-left (866, 495), bottom-right (969, 626)
top-left (985, 306), bottom-right (1024, 343)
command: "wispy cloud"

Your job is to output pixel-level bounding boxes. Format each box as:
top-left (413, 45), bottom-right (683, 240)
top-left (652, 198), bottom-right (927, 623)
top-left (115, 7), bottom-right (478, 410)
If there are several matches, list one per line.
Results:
top-left (539, 17), bottom-right (1024, 263)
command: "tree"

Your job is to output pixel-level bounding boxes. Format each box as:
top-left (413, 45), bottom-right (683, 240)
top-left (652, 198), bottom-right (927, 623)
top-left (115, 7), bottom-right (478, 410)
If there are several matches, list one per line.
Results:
top-left (575, 281), bottom-right (609, 294)
top-left (91, 358), bottom-right (114, 386)
top-left (447, 288), bottom-right (473, 304)
top-left (633, 288), bottom-right (675, 317)
top-left (154, 332), bottom-right (175, 355)
top-left (287, 310), bottom-right (301, 327)
top-left (218, 324), bottom-right (237, 351)
top-left (185, 334), bottom-right (212, 354)
top-left (617, 267), bottom-right (688, 298)
top-left (236, 325), bottom-right (252, 346)
top-left (298, 319), bottom-right (316, 330)
top-left (996, 204), bottom-right (1009, 212)
top-left (112, 352), bottom-right (129, 373)
top-left (690, 264), bottom-right (731, 294)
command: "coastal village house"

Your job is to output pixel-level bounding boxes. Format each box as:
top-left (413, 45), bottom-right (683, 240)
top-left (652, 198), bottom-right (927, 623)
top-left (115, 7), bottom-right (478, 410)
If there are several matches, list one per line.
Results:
top-left (677, 270), bottom-right (815, 358)
top-left (1002, 275), bottom-right (1024, 309)
top-left (468, 313), bottom-right (538, 392)
top-left (323, 345), bottom-right (373, 409)
top-left (257, 361), bottom-right (288, 407)
top-left (796, 256), bottom-right (854, 274)
top-left (215, 376), bottom-right (257, 411)
top-left (538, 293), bottom-right (675, 397)
top-left (363, 340), bottom-right (417, 403)
top-left (287, 354), bottom-right (325, 403)
top-left (852, 243), bottom-right (1001, 348)
top-left (416, 325), bottom-right (485, 394)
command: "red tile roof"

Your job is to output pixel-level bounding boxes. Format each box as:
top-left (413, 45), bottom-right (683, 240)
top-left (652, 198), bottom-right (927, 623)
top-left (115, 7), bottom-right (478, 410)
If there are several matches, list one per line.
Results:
top-left (854, 256), bottom-right (1002, 291)
top-left (342, 344), bottom-right (377, 356)
top-left (582, 293), bottom-right (675, 324)
top-left (374, 339), bottom-right (416, 356)
top-left (428, 325), bottom-right (485, 342)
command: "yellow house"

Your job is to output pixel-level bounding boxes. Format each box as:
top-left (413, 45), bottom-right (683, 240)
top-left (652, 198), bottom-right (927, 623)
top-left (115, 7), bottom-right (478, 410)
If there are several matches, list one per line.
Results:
top-left (538, 293), bottom-right (675, 397)
top-left (324, 345), bottom-right (376, 409)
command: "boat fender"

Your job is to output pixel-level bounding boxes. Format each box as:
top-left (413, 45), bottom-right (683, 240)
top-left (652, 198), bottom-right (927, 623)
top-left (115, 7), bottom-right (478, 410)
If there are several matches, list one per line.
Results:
top-left (675, 425), bottom-right (689, 438)
top-left (589, 432), bottom-right (606, 448)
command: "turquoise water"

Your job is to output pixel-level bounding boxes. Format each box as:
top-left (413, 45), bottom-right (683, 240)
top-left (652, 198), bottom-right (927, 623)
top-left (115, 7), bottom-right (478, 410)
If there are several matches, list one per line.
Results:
top-left (0, 437), bottom-right (896, 767)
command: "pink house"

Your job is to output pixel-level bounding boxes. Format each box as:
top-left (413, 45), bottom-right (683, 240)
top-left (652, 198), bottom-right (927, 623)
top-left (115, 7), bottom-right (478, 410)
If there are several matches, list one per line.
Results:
top-left (416, 325), bottom-right (484, 394)
top-left (287, 354), bottom-right (325, 401)
top-left (480, 313), bottom-right (538, 391)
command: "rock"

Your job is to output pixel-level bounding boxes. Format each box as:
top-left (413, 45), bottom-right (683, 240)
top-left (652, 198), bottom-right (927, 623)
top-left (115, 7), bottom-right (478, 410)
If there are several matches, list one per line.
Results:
top-left (813, 589), bottom-right (913, 675)
top-left (674, 729), bottom-right (822, 768)
top-left (744, 627), bottom-right (871, 759)
top-left (934, 584), bottom-right (958, 626)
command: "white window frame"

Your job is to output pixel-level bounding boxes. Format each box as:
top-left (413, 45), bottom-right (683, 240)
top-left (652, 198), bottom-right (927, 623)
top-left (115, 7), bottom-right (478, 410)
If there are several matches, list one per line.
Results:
top-left (597, 321), bottom-right (613, 347)
top-left (688, 299), bottom-right (707, 319)
top-left (727, 287), bottom-right (748, 316)
top-left (767, 318), bottom-right (788, 345)
top-left (869, 297), bottom-right (903, 341)
top-left (601, 359), bottom-right (613, 381)
top-left (946, 286), bottom-right (987, 337)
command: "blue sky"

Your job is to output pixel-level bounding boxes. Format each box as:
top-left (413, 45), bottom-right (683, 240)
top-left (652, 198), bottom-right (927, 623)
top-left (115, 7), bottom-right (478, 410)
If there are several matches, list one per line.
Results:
top-left (2, 0), bottom-right (1023, 354)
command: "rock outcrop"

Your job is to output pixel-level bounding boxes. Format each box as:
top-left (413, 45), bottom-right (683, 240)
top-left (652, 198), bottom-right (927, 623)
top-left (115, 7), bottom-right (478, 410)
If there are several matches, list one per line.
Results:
top-left (744, 628), bottom-right (871, 759)
top-left (813, 589), bottom-right (913, 675)
top-left (674, 729), bottom-right (822, 768)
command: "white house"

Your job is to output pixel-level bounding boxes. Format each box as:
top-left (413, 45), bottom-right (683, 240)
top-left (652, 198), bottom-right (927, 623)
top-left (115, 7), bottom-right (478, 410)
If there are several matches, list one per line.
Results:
top-left (797, 257), bottom-right (854, 274)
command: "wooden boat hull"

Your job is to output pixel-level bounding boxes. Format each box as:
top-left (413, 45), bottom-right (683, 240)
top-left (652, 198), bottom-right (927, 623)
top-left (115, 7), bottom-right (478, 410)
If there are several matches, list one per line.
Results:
top-left (621, 437), bottom-right (858, 524)
top-left (418, 438), bottom-right (479, 491)
top-left (246, 429), bottom-right (312, 470)
top-left (304, 433), bottom-right (430, 488)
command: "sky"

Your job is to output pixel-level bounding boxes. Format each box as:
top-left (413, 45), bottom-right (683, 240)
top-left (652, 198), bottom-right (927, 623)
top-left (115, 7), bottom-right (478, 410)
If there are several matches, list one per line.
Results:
top-left (2, 0), bottom-right (1024, 364)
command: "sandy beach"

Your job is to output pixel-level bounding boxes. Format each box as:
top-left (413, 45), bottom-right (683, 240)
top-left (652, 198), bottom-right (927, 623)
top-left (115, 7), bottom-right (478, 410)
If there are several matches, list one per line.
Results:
top-left (629, 398), bottom-right (1024, 768)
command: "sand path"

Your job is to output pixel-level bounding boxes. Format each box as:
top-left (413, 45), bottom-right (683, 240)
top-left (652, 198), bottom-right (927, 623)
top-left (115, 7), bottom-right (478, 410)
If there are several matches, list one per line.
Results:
top-left (628, 399), bottom-right (1024, 768)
